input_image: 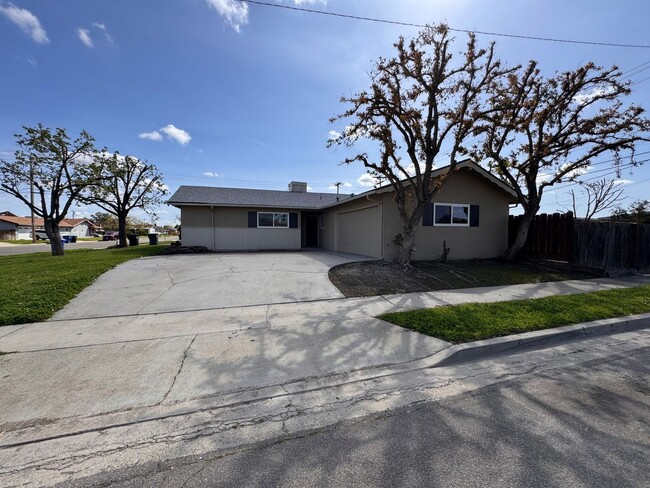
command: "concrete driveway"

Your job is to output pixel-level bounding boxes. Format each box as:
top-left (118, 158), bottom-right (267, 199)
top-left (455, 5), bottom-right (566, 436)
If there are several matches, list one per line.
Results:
top-left (52, 250), bottom-right (373, 320)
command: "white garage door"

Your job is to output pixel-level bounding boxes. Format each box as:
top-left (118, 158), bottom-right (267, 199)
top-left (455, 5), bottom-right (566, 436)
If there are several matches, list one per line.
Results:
top-left (336, 206), bottom-right (380, 258)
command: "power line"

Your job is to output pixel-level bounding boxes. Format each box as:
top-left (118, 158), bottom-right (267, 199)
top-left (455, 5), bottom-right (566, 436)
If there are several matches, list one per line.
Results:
top-left (240, 0), bottom-right (650, 49)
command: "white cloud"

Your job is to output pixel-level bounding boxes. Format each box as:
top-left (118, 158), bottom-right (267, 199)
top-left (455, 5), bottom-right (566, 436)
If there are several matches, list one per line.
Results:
top-left (92, 22), bottom-right (114, 45)
top-left (159, 124), bottom-right (192, 145)
top-left (202, 171), bottom-right (222, 177)
top-left (613, 178), bottom-right (633, 186)
top-left (327, 130), bottom-right (341, 142)
top-left (77, 28), bottom-right (93, 48)
top-left (573, 86), bottom-right (615, 105)
top-left (205, 0), bottom-right (249, 33)
top-left (139, 125), bottom-right (192, 145)
top-left (77, 22), bottom-right (114, 48)
top-left (562, 164), bottom-right (592, 180)
top-left (335, 125), bottom-right (371, 143)
top-left (0, 3), bottom-right (49, 44)
top-left (357, 173), bottom-right (379, 188)
top-left (405, 162), bottom-right (436, 176)
top-left (206, 1), bottom-right (327, 32)
top-left (139, 131), bottom-right (163, 141)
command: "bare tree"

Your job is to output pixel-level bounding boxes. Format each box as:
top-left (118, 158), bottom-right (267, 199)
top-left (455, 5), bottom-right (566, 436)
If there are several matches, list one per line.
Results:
top-left (82, 153), bottom-right (167, 248)
top-left (0, 125), bottom-right (101, 255)
top-left (329, 24), bottom-right (511, 265)
top-left (474, 61), bottom-right (650, 260)
top-left (567, 179), bottom-right (625, 223)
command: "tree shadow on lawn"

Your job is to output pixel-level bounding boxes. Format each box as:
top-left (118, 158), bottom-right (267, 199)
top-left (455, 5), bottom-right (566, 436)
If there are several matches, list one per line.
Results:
top-left (329, 259), bottom-right (604, 298)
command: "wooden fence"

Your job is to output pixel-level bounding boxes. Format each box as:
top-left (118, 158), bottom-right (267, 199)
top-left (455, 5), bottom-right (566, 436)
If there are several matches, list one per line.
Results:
top-left (573, 221), bottom-right (650, 270)
top-left (508, 212), bottom-right (574, 261)
top-left (509, 212), bottom-right (650, 270)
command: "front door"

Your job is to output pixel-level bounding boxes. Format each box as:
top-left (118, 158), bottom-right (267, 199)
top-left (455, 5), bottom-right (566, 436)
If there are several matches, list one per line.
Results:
top-left (305, 215), bottom-right (319, 247)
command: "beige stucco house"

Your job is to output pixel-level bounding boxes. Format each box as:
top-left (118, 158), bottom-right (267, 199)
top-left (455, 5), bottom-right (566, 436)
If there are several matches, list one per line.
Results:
top-left (168, 160), bottom-right (518, 260)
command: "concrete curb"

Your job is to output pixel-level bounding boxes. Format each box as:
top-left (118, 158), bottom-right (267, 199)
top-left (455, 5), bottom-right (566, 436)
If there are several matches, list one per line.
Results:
top-left (430, 312), bottom-right (650, 367)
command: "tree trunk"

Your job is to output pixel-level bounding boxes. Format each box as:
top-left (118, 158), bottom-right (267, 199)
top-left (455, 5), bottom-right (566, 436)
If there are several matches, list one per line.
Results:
top-left (395, 227), bottom-right (417, 266)
top-left (45, 218), bottom-right (64, 256)
top-left (118, 213), bottom-right (128, 248)
top-left (503, 211), bottom-right (535, 261)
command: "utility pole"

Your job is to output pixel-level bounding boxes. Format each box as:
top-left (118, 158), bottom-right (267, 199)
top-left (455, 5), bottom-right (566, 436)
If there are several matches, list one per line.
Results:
top-left (30, 159), bottom-right (35, 243)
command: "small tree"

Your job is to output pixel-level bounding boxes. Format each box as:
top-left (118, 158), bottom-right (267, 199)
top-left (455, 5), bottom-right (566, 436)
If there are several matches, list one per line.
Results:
top-left (474, 61), bottom-right (650, 260)
top-left (611, 199), bottom-right (650, 223)
top-left (329, 24), bottom-right (511, 265)
top-left (91, 211), bottom-right (118, 231)
top-left (567, 179), bottom-right (625, 223)
top-left (0, 125), bottom-right (100, 255)
top-left (83, 153), bottom-right (167, 247)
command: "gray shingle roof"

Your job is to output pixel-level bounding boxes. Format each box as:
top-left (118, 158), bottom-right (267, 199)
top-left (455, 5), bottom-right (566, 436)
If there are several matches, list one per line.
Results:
top-left (168, 185), bottom-right (351, 209)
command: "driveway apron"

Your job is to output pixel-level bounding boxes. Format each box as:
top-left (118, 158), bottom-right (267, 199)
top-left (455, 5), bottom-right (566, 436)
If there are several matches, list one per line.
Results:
top-left (51, 251), bottom-right (367, 320)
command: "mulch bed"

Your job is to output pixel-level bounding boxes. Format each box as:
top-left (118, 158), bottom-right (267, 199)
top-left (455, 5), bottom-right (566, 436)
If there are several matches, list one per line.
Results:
top-left (328, 259), bottom-right (603, 298)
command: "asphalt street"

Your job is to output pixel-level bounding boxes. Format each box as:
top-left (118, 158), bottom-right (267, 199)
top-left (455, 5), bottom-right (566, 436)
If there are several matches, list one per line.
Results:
top-left (60, 336), bottom-right (649, 488)
top-left (0, 240), bottom-right (115, 255)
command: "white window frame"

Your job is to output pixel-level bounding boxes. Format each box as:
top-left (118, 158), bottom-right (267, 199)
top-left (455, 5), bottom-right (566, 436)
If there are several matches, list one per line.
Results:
top-left (257, 212), bottom-right (289, 228)
top-left (433, 203), bottom-right (470, 227)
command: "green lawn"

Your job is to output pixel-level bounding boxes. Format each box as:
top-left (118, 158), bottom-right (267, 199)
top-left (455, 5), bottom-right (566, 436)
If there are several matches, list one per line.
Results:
top-left (380, 285), bottom-right (650, 344)
top-left (0, 245), bottom-right (166, 326)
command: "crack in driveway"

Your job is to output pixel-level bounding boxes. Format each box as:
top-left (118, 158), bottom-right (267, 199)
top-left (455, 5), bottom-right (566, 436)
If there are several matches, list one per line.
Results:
top-left (159, 335), bottom-right (198, 405)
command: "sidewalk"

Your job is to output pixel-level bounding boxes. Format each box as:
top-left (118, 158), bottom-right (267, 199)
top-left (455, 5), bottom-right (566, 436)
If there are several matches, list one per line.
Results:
top-left (0, 275), bottom-right (649, 486)
top-left (0, 276), bottom-right (648, 424)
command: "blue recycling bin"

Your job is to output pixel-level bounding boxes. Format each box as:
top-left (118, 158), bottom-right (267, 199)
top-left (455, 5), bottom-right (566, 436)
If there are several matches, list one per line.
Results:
top-left (62, 235), bottom-right (71, 243)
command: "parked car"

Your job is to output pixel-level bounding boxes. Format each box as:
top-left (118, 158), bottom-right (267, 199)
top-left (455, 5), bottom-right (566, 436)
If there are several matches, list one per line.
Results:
top-left (102, 231), bottom-right (119, 241)
top-left (31, 230), bottom-right (72, 241)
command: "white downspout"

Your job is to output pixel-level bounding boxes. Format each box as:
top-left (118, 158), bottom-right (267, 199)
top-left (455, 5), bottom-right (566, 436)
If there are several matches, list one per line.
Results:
top-left (211, 206), bottom-right (215, 251)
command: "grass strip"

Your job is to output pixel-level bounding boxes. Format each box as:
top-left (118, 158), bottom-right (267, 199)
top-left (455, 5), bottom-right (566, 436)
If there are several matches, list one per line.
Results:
top-left (0, 245), bottom-right (166, 326)
top-left (380, 285), bottom-right (650, 344)
top-left (0, 240), bottom-right (41, 245)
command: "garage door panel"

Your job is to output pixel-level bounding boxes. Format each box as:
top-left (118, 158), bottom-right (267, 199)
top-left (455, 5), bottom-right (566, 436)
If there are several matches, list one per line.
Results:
top-left (336, 206), bottom-right (379, 257)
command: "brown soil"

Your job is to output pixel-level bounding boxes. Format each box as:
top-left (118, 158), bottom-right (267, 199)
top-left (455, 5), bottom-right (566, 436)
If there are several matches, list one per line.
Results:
top-left (328, 259), bottom-right (603, 298)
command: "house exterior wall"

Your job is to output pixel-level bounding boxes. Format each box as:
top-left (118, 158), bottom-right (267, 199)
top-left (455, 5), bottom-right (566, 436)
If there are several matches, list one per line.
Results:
top-left (180, 206), bottom-right (302, 251)
top-left (0, 220), bottom-right (17, 240)
top-left (16, 226), bottom-right (32, 240)
top-left (71, 223), bottom-right (92, 237)
top-left (321, 169), bottom-right (511, 260)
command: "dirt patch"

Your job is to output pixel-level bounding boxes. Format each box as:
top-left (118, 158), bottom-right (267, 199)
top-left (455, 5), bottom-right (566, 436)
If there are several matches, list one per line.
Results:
top-left (329, 259), bottom-right (603, 297)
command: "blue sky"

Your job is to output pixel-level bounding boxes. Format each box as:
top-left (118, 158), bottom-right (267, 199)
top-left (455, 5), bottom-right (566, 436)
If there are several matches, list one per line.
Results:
top-left (1, 0), bottom-right (649, 225)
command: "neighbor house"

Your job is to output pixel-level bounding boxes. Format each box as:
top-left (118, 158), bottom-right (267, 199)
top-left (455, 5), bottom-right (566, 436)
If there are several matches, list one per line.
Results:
top-left (65, 219), bottom-right (101, 237)
top-left (0, 215), bottom-right (88, 240)
top-left (167, 160), bottom-right (518, 260)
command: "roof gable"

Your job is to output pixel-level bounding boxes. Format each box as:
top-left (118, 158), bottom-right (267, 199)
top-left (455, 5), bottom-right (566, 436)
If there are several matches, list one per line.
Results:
top-left (322, 160), bottom-right (518, 208)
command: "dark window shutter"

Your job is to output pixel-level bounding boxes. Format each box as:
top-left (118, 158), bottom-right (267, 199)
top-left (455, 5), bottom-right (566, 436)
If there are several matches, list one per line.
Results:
top-left (470, 205), bottom-right (480, 227)
top-left (248, 211), bottom-right (257, 228)
top-left (289, 213), bottom-right (298, 228)
top-left (423, 203), bottom-right (434, 226)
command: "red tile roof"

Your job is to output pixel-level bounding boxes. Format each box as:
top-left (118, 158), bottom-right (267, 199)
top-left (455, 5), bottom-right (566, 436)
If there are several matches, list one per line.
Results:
top-left (0, 216), bottom-right (80, 227)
